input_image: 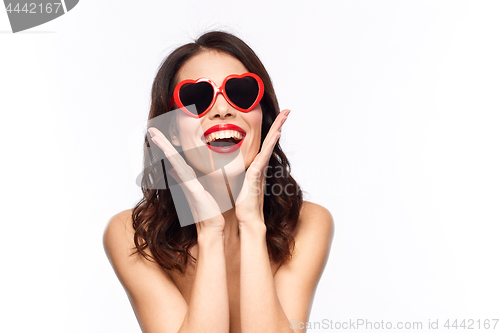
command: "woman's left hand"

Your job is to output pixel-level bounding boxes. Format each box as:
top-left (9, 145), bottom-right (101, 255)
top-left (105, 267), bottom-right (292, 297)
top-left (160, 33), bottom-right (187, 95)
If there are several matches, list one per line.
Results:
top-left (235, 109), bottom-right (290, 225)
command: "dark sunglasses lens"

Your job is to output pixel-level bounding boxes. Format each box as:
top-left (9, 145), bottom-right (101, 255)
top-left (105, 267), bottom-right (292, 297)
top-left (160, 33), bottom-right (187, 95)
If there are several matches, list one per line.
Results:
top-left (225, 76), bottom-right (260, 110)
top-left (178, 82), bottom-right (213, 116)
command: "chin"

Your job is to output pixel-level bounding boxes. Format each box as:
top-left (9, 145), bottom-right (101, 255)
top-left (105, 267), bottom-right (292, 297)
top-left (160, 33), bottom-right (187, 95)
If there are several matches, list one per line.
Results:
top-left (180, 144), bottom-right (242, 178)
top-left (213, 148), bottom-right (247, 176)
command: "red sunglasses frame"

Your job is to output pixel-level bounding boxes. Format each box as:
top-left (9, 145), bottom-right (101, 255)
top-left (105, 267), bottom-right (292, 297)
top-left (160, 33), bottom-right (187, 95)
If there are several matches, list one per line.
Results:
top-left (170, 72), bottom-right (264, 118)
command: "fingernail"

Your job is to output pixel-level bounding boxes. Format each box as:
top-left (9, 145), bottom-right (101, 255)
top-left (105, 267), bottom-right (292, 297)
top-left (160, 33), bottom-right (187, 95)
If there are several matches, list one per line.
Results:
top-left (147, 128), bottom-right (155, 138)
top-left (281, 117), bottom-right (287, 126)
top-left (285, 109), bottom-right (291, 116)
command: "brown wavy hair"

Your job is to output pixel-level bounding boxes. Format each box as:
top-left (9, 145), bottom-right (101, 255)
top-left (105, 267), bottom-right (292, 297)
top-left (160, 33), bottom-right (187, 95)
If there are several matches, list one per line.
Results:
top-left (131, 31), bottom-right (303, 275)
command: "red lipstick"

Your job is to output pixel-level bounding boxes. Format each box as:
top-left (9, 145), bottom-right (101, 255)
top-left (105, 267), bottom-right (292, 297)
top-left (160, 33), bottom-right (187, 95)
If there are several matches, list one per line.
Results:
top-left (202, 124), bottom-right (246, 154)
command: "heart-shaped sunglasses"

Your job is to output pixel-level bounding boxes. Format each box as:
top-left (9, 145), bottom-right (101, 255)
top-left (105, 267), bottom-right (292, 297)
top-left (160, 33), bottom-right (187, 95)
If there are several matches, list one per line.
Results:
top-left (170, 72), bottom-right (264, 118)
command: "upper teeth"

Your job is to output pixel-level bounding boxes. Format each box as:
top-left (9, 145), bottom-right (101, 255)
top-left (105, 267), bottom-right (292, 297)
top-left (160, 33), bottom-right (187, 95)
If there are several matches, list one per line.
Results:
top-left (205, 130), bottom-right (244, 143)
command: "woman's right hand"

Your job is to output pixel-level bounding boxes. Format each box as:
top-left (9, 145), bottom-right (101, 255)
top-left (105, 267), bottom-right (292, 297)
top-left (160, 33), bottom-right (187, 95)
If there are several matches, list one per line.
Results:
top-left (147, 127), bottom-right (225, 234)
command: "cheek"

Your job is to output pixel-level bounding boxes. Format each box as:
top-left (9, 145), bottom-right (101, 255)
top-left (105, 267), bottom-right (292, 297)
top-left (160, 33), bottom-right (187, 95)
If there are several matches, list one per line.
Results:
top-left (175, 113), bottom-right (213, 172)
top-left (175, 113), bottom-right (204, 147)
top-left (247, 108), bottom-right (263, 141)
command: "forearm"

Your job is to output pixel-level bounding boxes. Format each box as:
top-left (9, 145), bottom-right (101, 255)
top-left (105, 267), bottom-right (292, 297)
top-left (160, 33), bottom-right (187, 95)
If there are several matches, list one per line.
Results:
top-left (239, 223), bottom-right (293, 333)
top-left (178, 230), bottom-right (229, 333)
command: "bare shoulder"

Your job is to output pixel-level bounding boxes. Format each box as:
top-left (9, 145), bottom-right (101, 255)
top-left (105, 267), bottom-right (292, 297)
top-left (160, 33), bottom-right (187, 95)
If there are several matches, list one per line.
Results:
top-left (273, 201), bottom-right (334, 325)
top-left (293, 201), bottom-right (334, 271)
top-left (102, 209), bottom-right (135, 261)
top-left (276, 200), bottom-right (334, 273)
top-left (102, 208), bottom-right (143, 282)
top-left (103, 209), bottom-right (134, 235)
top-left (102, 209), bottom-right (188, 332)
top-left (293, 200), bottom-right (335, 244)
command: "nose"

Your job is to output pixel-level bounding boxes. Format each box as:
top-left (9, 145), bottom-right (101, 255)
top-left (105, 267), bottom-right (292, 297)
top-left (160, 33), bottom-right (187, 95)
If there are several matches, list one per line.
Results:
top-left (206, 92), bottom-right (236, 119)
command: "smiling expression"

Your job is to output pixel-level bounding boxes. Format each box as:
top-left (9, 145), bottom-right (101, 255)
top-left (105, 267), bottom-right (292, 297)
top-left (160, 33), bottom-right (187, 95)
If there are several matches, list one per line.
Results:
top-left (170, 50), bottom-right (263, 175)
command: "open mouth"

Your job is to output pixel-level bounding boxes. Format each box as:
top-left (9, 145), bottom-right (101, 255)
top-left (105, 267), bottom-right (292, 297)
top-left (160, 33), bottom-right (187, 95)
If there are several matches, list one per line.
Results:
top-left (203, 124), bottom-right (246, 153)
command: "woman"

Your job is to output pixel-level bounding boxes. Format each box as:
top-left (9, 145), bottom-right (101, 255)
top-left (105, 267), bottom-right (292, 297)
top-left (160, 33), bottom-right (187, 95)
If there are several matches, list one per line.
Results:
top-left (103, 31), bottom-right (334, 333)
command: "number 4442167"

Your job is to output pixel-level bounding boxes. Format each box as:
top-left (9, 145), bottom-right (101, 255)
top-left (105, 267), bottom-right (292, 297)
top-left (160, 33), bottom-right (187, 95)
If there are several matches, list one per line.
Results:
top-left (444, 319), bottom-right (499, 330)
top-left (6, 3), bottom-right (62, 14)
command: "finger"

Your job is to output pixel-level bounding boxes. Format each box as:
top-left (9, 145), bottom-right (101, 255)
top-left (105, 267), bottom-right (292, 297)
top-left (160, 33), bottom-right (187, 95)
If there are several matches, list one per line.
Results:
top-left (148, 127), bottom-right (177, 156)
top-left (252, 131), bottom-right (281, 172)
top-left (148, 127), bottom-right (191, 171)
top-left (261, 109), bottom-right (286, 147)
top-left (262, 109), bottom-right (289, 149)
top-left (148, 127), bottom-right (198, 185)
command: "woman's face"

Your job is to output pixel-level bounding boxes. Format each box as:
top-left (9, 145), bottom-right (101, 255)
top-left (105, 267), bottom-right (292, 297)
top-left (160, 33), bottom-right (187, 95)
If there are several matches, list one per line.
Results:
top-left (170, 50), bottom-right (263, 176)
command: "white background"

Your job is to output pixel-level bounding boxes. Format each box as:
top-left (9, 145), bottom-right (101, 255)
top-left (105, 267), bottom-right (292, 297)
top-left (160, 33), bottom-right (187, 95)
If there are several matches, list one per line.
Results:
top-left (1, 1), bottom-right (499, 332)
